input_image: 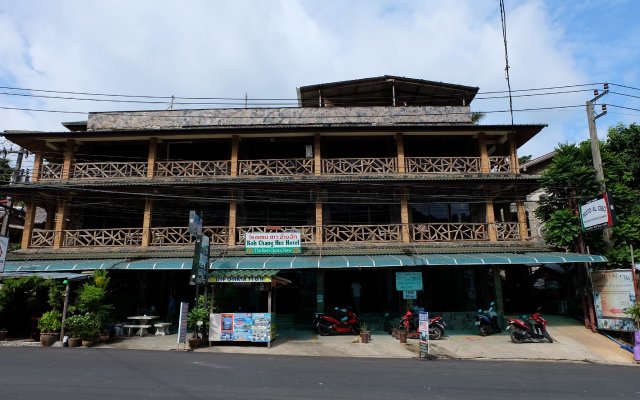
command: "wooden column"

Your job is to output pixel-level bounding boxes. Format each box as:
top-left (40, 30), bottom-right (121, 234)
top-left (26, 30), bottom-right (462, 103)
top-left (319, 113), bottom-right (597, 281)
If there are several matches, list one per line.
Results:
top-left (478, 132), bottom-right (490, 173)
top-left (31, 151), bottom-right (43, 182)
top-left (486, 197), bottom-right (497, 241)
top-left (314, 134), bottom-right (322, 175)
top-left (316, 271), bottom-right (325, 313)
top-left (508, 132), bottom-right (519, 173)
top-left (315, 189), bottom-right (323, 246)
top-left (20, 201), bottom-right (36, 249)
top-left (147, 138), bottom-right (158, 178)
top-left (61, 139), bottom-right (75, 180)
top-left (141, 198), bottom-right (153, 248)
top-left (400, 187), bottom-right (410, 243)
top-left (228, 197), bottom-right (237, 246)
top-left (396, 133), bottom-right (405, 173)
top-left (230, 135), bottom-right (239, 176)
top-left (516, 200), bottom-right (528, 240)
top-left (53, 200), bottom-right (69, 249)
top-left (492, 265), bottom-right (505, 327)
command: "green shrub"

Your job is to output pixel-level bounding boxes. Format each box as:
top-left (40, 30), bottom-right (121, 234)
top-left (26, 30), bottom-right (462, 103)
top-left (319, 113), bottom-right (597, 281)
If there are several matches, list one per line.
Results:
top-left (38, 310), bottom-right (62, 333)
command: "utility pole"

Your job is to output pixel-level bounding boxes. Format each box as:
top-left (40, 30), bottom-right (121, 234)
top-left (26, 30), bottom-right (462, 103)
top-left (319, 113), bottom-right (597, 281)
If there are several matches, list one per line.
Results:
top-left (586, 83), bottom-right (612, 249)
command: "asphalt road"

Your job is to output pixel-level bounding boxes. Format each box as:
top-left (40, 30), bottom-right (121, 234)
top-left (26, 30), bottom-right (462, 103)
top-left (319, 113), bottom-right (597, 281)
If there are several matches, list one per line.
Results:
top-left (0, 348), bottom-right (638, 399)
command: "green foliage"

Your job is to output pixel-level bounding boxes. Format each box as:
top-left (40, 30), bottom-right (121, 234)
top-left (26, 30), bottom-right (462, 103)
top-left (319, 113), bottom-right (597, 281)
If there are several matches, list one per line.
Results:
top-left (471, 112), bottom-right (485, 124)
top-left (63, 313), bottom-right (100, 339)
top-left (38, 310), bottom-right (62, 333)
top-left (74, 271), bottom-right (112, 328)
top-left (518, 155), bottom-right (532, 165)
top-left (541, 209), bottom-right (581, 249)
top-left (0, 158), bottom-right (12, 184)
top-left (624, 302), bottom-right (640, 329)
top-left (0, 276), bottom-right (58, 313)
top-left (187, 296), bottom-right (209, 338)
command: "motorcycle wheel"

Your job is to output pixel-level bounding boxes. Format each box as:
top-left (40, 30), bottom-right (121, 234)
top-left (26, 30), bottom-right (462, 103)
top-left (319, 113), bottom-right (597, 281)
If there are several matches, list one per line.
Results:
top-left (479, 325), bottom-right (491, 336)
top-left (317, 325), bottom-right (331, 336)
top-left (510, 328), bottom-right (525, 344)
top-left (544, 330), bottom-right (553, 343)
top-left (429, 326), bottom-right (444, 340)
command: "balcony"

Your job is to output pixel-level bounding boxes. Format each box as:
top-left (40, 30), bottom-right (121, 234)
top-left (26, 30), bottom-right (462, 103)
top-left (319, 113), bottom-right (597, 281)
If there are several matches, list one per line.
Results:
top-left (28, 221), bottom-right (523, 249)
top-left (36, 156), bottom-right (512, 181)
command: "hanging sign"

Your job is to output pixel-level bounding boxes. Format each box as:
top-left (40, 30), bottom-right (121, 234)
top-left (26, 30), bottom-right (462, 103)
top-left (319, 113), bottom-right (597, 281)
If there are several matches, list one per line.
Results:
top-left (190, 235), bottom-right (210, 285)
top-left (580, 192), bottom-right (617, 232)
top-left (403, 290), bottom-right (417, 299)
top-left (245, 232), bottom-right (301, 255)
top-left (395, 272), bottom-right (423, 291)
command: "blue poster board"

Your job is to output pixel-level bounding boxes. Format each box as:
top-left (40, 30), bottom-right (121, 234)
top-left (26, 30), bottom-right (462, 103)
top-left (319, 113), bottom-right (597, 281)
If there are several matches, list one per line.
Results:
top-left (177, 302), bottom-right (189, 344)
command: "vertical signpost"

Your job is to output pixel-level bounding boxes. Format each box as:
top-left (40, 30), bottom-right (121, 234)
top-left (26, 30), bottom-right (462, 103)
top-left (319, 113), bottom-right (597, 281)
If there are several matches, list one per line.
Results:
top-left (177, 301), bottom-right (189, 348)
top-left (419, 311), bottom-right (430, 359)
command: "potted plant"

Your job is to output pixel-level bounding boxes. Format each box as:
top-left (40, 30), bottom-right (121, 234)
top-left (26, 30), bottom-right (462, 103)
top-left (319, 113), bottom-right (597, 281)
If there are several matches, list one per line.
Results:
top-left (359, 322), bottom-right (370, 344)
top-left (38, 310), bottom-right (62, 346)
top-left (63, 315), bottom-right (85, 347)
top-left (624, 301), bottom-right (640, 350)
top-left (187, 299), bottom-right (209, 349)
top-left (397, 325), bottom-right (408, 343)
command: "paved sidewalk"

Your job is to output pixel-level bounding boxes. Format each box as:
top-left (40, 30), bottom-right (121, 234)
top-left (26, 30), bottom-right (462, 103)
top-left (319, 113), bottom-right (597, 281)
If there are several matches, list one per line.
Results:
top-left (91, 316), bottom-right (637, 365)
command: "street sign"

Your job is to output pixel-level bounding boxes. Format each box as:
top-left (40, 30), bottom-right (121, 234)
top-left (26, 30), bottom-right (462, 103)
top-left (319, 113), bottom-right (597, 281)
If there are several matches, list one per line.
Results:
top-left (403, 290), bottom-right (417, 299)
top-left (190, 235), bottom-right (210, 285)
top-left (188, 210), bottom-right (203, 237)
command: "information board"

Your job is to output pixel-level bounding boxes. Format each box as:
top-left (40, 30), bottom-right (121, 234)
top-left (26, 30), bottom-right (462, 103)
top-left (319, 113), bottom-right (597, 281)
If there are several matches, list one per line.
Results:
top-left (419, 311), bottom-right (429, 357)
top-left (177, 302), bottom-right (189, 344)
top-left (592, 269), bottom-right (637, 331)
top-left (245, 232), bottom-right (301, 254)
top-left (395, 272), bottom-right (423, 291)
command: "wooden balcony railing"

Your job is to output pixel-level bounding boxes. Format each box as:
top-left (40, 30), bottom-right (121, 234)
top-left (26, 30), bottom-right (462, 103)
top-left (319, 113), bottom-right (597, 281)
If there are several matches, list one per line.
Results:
top-left (489, 156), bottom-right (511, 173)
top-left (322, 158), bottom-right (397, 174)
top-left (72, 162), bottom-right (147, 179)
top-left (236, 226), bottom-right (315, 244)
top-left (63, 228), bottom-right (144, 247)
top-left (323, 224), bottom-right (401, 243)
top-left (155, 161), bottom-right (230, 177)
top-left (150, 226), bottom-right (229, 245)
top-left (405, 157), bottom-right (481, 174)
top-left (238, 159), bottom-right (313, 176)
top-left (30, 230), bottom-right (56, 247)
top-left (39, 163), bottom-right (63, 180)
top-left (495, 222), bottom-right (520, 240)
top-left (411, 223), bottom-right (487, 241)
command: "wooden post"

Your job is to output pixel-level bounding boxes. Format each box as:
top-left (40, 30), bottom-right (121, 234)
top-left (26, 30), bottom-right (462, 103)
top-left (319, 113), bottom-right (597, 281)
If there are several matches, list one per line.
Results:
top-left (230, 135), bottom-right (239, 176)
top-left (141, 198), bottom-right (153, 248)
top-left (492, 265), bottom-right (505, 327)
top-left (508, 132), bottom-right (519, 173)
top-left (20, 201), bottom-right (36, 249)
top-left (31, 151), bottom-right (43, 182)
top-left (516, 200), bottom-right (528, 240)
top-left (396, 133), bottom-right (405, 173)
top-left (61, 139), bottom-right (75, 180)
top-left (147, 138), bottom-right (157, 178)
top-left (400, 187), bottom-right (410, 243)
top-left (486, 197), bottom-right (497, 241)
top-left (228, 197), bottom-right (237, 246)
top-left (316, 271), bottom-right (325, 313)
top-left (53, 200), bottom-right (68, 249)
top-left (314, 134), bottom-right (321, 175)
top-left (478, 133), bottom-right (490, 173)
top-left (315, 189), bottom-right (323, 246)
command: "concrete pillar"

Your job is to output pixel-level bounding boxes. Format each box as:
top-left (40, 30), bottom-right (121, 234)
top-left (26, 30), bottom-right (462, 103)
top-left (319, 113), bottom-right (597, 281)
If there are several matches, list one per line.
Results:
top-left (400, 187), bottom-right (410, 243)
top-left (315, 189), bottom-right (323, 246)
top-left (492, 265), bottom-right (505, 327)
top-left (508, 132), bottom-right (519, 173)
top-left (516, 200), bottom-right (528, 240)
top-left (228, 197), bottom-right (237, 246)
top-left (147, 138), bottom-right (157, 178)
top-left (20, 201), bottom-right (36, 249)
top-left (31, 151), bottom-right (43, 182)
top-left (486, 198), bottom-right (497, 241)
top-left (230, 135), bottom-right (239, 176)
top-left (314, 134), bottom-right (321, 175)
top-left (478, 132), bottom-right (490, 173)
top-left (53, 200), bottom-right (69, 249)
top-left (396, 133), bottom-right (405, 173)
top-left (141, 198), bottom-right (153, 247)
top-left (61, 139), bottom-right (75, 180)
top-left (316, 271), bottom-right (325, 313)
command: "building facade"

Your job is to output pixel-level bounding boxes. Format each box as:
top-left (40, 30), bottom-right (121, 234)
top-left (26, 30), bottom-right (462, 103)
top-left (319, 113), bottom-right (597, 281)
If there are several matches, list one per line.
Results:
top-left (2, 76), bottom-right (605, 327)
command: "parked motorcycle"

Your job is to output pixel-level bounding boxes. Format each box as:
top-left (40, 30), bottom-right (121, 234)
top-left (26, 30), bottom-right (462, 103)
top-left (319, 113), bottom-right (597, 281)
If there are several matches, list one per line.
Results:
top-left (506, 308), bottom-right (553, 343)
top-left (399, 308), bottom-right (446, 340)
top-left (313, 306), bottom-right (360, 336)
top-left (475, 301), bottom-right (501, 336)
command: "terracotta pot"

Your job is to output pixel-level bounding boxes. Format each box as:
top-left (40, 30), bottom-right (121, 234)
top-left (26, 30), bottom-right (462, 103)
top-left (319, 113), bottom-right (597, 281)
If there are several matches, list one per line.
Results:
top-left (68, 337), bottom-right (81, 347)
top-left (188, 337), bottom-right (202, 349)
top-left (360, 331), bottom-right (370, 344)
top-left (399, 332), bottom-right (408, 344)
top-left (40, 333), bottom-right (59, 347)
top-left (99, 334), bottom-right (110, 343)
top-left (81, 339), bottom-right (93, 348)
top-left (0, 330), bottom-right (7, 341)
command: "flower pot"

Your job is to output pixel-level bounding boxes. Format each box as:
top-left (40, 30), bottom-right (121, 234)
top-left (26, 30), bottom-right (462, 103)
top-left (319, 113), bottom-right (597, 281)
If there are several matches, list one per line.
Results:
top-left (399, 332), bottom-right (408, 343)
top-left (40, 333), bottom-right (59, 347)
top-left (99, 334), bottom-right (110, 343)
top-left (0, 330), bottom-right (7, 341)
top-left (81, 339), bottom-right (93, 348)
top-left (188, 337), bottom-right (202, 349)
top-left (68, 337), bottom-right (81, 348)
top-left (360, 331), bottom-right (370, 344)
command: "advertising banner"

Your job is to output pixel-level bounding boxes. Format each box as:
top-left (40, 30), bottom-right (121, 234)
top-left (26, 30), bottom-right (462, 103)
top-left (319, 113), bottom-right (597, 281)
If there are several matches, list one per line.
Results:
top-left (245, 231), bottom-right (301, 255)
top-left (190, 235), bottom-right (210, 285)
top-left (395, 272), bottom-right (423, 291)
top-left (419, 311), bottom-right (429, 357)
top-left (580, 193), bottom-right (617, 232)
top-left (177, 302), bottom-right (189, 344)
top-left (209, 313), bottom-right (272, 343)
top-left (592, 269), bottom-right (637, 331)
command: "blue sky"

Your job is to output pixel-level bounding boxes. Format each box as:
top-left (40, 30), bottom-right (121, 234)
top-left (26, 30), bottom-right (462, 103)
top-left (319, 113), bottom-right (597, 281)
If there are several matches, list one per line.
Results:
top-left (0, 0), bottom-right (639, 167)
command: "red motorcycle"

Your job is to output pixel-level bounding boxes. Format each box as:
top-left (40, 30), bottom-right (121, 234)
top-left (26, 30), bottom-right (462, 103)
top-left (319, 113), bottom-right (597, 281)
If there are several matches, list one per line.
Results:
top-left (313, 307), bottom-right (360, 336)
top-left (399, 309), bottom-right (446, 340)
top-left (507, 308), bottom-right (553, 343)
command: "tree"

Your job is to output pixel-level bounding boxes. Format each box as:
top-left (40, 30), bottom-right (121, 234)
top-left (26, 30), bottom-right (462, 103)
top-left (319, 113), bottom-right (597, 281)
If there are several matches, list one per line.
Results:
top-left (536, 132), bottom-right (640, 267)
top-left (0, 158), bottom-right (12, 184)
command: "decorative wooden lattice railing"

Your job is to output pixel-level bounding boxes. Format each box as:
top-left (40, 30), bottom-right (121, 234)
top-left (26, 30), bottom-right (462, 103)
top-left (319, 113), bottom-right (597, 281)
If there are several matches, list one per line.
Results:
top-left (238, 159), bottom-right (313, 176)
top-left (155, 161), bottom-right (230, 177)
top-left (63, 228), bottom-right (144, 247)
top-left (322, 158), bottom-right (397, 174)
top-left (495, 222), bottom-right (520, 240)
top-left (236, 226), bottom-right (315, 244)
top-left (39, 163), bottom-right (63, 180)
top-left (30, 230), bottom-right (55, 247)
top-left (72, 162), bottom-right (148, 179)
top-left (489, 156), bottom-right (511, 173)
top-left (150, 226), bottom-right (228, 245)
top-left (405, 157), bottom-right (481, 174)
top-left (411, 223), bottom-right (487, 241)
top-left (323, 224), bottom-right (401, 243)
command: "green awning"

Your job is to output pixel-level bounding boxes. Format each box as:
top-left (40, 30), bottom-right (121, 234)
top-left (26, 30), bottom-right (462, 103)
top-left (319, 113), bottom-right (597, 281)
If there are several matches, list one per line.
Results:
top-left (3, 252), bottom-right (607, 272)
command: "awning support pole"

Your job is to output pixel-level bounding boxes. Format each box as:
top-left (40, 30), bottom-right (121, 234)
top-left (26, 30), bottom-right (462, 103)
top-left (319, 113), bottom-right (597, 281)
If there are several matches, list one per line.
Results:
top-left (492, 266), bottom-right (505, 328)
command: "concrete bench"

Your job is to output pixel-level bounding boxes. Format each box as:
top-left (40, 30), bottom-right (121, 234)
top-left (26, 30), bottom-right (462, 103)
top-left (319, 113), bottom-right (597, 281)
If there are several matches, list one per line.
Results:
top-left (154, 322), bottom-right (172, 336)
top-left (123, 324), bottom-right (152, 337)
